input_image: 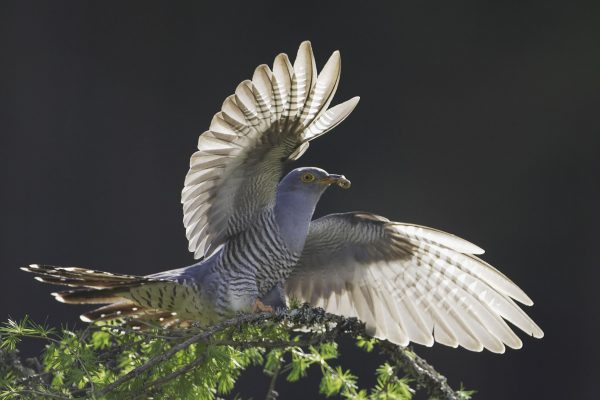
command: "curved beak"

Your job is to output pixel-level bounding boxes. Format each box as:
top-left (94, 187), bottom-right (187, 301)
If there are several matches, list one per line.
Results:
top-left (319, 174), bottom-right (351, 189)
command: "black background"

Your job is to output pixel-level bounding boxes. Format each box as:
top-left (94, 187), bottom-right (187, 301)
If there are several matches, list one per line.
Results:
top-left (1, 1), bottom-right (599, 399)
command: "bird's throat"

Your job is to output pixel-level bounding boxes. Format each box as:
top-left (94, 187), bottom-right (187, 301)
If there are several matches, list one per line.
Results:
top-left (273, 190), bottom-right (319, 255)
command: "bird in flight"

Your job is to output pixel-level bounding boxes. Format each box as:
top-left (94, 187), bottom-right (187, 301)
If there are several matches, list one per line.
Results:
top-left (23, 41), bottom-right (543, 353)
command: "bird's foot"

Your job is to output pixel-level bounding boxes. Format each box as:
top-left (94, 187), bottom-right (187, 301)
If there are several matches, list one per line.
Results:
top-left (252, 299), bottom-right (274, 313)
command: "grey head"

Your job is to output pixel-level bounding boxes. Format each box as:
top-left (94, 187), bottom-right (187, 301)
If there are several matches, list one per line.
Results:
top-left (274, 167), bottom-right (351, 254)
top-left (279, 167), bottom-right (350, 193)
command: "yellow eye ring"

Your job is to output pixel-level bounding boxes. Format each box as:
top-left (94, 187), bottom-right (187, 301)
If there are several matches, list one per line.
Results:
top-left (301, 173), bottom-right (315, 183)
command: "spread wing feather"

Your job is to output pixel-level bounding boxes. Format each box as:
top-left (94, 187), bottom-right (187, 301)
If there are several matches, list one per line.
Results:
top-left (285, 212), bottom-right (543, 353)
top-left (182, 41), bottom-right (359, 258)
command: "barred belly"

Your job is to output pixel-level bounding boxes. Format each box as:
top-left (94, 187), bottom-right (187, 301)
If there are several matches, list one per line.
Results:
top-left (214, 209), bottom-right (299, 312)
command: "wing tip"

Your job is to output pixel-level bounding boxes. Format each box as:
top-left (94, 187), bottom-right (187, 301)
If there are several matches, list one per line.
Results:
top-left (254, 63), bottom-right (270, 72)
top-left (469, 244), bottom-right (485, 255)
top-left (299, 40), bottom-right (312, 49)
top-left (326, 50), bottom-right (341, 66)
top-left (274, 52), bottom-right (291, 64)
top-left (451, 238), bottom-right (485, 255)
top-left (520, 295), bottom-right (534, 307)
top-left (532, 327), bottom-right (544, 339)
top-left (490, 344), bottom-right (506, 354)
top-left (508, 338), bottom-right (523, 350)
top-left (296, 41), bottom-right (314, 62)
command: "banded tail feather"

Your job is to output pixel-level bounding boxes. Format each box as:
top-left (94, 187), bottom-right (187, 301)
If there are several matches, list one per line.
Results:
top-left (20, 264), bottom-right (143, 287)
top-left (21, 264), bottom-right (185, 328)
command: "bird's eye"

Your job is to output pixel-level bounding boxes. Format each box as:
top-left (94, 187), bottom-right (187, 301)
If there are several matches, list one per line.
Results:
top-left (301, 173), bottom-right (315, 183)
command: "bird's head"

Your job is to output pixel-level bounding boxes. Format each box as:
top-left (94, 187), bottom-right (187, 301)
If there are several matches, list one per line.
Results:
top-left (279, 167), bottom-right (351, 196)
top-left (274, 167), bottom-right (351, 253)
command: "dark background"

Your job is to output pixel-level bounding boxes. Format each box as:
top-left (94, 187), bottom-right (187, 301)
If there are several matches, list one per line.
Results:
top-left (1, 1), bottom-right (599, 399)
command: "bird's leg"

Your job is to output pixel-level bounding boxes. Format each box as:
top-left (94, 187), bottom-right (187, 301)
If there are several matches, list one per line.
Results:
top-left (252, 299), bottom-right (274, 313)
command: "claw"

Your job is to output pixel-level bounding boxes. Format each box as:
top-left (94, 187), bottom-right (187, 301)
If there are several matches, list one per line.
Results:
top-left (252, 299), bottom-right (274, 313)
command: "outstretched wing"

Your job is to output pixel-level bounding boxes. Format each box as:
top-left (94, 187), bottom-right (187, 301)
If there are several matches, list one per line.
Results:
top-left (182, 41), bottom-right (359, 258)
top-left (285, 212), bottom-right (543, 353)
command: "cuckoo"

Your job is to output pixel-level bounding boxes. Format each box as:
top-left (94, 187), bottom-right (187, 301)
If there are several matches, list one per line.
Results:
top-left (23, 41), bottom-right (543, 353)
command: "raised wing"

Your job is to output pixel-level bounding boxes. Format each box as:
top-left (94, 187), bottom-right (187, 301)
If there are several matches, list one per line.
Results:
top-left (182, 41), bottom-right (359, 258)
top-left (285, 212), bottom-right (543, 353)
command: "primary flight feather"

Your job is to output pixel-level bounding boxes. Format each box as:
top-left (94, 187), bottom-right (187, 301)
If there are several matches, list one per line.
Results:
top-left (23, 41), bottom-right (543, 353)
